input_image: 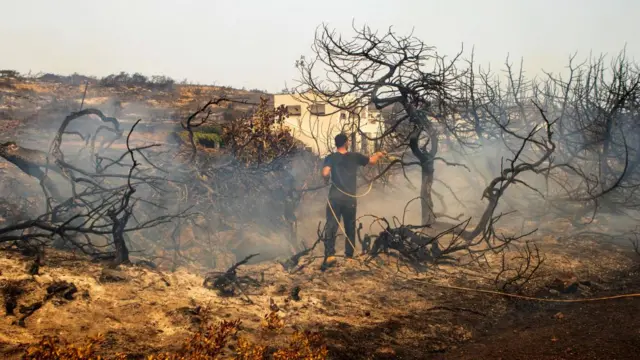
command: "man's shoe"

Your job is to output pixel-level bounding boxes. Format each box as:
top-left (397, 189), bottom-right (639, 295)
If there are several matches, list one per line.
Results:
top-left (320, 256), bottom-right (337, 271)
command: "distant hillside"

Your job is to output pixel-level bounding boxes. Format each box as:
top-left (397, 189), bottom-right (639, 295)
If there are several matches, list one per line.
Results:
top-left (0, 69), bottom-right (273, 136)
top-left (1, 69), bottom-right (271, 104)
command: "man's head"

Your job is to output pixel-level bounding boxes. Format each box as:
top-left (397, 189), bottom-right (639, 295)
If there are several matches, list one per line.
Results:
top-left (335, 133), bottom-right (349, 150)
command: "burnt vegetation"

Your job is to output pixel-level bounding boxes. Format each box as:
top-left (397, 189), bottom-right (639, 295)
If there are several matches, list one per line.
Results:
top-left (294, 23), bottom-right (639, 270)
top-left (0, 21), bottom-right (639, 360)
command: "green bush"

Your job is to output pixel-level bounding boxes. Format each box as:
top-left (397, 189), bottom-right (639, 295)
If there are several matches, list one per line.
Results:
top-left (179, 131), bottom-right (223, 148)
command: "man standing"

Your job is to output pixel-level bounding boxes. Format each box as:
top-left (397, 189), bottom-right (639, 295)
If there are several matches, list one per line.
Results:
top-left (321, 133), bottom-right (385, 269)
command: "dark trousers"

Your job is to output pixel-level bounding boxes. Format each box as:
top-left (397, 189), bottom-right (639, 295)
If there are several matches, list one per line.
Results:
top-left (324, 198), bottom-right (357, 258)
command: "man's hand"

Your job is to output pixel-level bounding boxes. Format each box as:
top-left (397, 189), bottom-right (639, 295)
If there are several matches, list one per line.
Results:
top-left (368, 151), bottom-right (387, 165)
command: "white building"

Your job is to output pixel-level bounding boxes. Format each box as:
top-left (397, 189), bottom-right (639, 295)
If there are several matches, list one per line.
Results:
top-left (273, 92), bottom-right (385, 155)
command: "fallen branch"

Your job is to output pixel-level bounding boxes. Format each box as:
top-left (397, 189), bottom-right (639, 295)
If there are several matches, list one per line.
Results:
top-left (203, 253), bottom-right (260, 302)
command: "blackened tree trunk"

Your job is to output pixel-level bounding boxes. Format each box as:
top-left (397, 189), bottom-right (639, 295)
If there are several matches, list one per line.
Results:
top-left (109, 186), bottom-right (134, 265)
top-left (0, 142), bottom-right (66, 202)
top-left (420, 160), bottom-right (436, 225)
top-left (409, 127), bottom-right (438, 226)
top-left (111, 212), bottom-right (130, 265)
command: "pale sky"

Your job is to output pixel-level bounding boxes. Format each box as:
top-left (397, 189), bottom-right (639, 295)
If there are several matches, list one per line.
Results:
top-left (1, 0), bottom-right (637, 92)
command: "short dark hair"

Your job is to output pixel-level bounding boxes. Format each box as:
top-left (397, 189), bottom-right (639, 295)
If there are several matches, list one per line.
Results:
top-left (335, 133), bottom-right (348, 148)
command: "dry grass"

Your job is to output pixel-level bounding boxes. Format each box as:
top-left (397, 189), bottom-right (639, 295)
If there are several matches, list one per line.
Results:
top-left (23, 316), bottom-right (327, 359)
top-left (11, 82), bottom-right (60, 94)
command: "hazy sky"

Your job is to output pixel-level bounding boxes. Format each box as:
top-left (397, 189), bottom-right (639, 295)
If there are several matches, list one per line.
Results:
top-left (1, 0), bottom-right (637, 92)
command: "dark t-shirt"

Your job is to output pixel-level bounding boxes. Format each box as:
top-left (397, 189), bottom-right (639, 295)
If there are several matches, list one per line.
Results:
top-left (323, 152), bottom-right (369, 203)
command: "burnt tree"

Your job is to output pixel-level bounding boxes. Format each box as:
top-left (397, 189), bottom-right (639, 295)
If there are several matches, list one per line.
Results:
top-left (0, 110), bottom-right (185, 265)
top-left (296, 23), bottom-right (467, 226)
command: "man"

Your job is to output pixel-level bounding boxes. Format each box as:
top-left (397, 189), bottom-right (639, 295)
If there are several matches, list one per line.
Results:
top-left (321, 133), bottom-right (385, 269)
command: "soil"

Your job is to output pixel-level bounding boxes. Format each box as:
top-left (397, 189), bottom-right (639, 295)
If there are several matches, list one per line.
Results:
top-left (442, 297), bottom-right (640, 360)
top-left (0, 235), bottom-right (638, 359)
top-left (327, 268), bottom-right (640, 359)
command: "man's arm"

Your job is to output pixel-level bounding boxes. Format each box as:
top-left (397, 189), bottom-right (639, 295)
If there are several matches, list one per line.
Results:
top-left (355, 151), bottom-right (386, 167)
top-left (322, 165), bottom-right (331, 181)
top-left (367, 151), bottom-right (386, 165)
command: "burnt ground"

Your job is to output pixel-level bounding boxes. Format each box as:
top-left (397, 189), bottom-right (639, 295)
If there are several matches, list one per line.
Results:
top-left (442, 296), bottom-right (640, 360)
top-left (325, 268), bottom-right (640, 360)
top-left (0, 233), bottom-right (638, 359)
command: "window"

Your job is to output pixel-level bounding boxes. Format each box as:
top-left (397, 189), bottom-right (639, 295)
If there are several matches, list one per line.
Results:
top-left (309, 103), bottom-right (326, 115)
top-left (340, 112), bottom-right (347, 120)
top-left (286, 105), bottom-right (301, 116)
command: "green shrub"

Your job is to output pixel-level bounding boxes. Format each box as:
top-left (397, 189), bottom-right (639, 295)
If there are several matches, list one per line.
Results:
top-left (179, 131), bottom-right (223, 148)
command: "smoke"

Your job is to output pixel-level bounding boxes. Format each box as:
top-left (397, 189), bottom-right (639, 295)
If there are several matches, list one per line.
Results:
top-left (3, 66), bottom-right (639, 270)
